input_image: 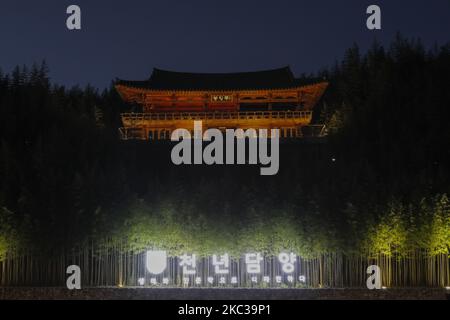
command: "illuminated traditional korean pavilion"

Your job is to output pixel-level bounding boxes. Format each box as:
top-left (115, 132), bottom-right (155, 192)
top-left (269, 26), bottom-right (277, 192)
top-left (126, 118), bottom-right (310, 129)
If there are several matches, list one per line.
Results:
top-left (115, 67), bottom-right (328, 140)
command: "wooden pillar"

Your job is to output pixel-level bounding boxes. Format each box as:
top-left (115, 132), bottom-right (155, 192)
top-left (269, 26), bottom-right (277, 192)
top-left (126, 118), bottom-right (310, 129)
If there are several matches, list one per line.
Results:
top-left (204, 94), bottom-right (209, 111)
top-left (172, 93), bottom-right (177, 109)
top-left (268, 93), bottom-right (273, 111)
top-left (143, 127), bottom-right (149, 140)
top-left (297, 90), bottom-right (303, 110)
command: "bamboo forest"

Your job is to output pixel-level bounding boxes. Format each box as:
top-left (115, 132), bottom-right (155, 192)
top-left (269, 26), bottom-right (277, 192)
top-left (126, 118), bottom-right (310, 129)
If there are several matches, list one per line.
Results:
top-left (0, 36), bottom-right (449, 288)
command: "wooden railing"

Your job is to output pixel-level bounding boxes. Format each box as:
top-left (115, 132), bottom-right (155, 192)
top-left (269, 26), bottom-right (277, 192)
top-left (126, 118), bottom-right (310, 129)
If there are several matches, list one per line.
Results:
top-left (121, 110), bottom-right (312, 122)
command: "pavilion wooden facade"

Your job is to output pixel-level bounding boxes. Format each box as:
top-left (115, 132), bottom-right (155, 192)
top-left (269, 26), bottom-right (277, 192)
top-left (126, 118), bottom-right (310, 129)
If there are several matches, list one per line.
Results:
top-left (115, 67), bottom-right (328, 140)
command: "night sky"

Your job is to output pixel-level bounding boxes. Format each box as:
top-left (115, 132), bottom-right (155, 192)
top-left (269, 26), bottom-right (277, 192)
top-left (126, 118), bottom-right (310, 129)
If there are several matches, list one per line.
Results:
top-left (1, 0), bottom-right (449, 89)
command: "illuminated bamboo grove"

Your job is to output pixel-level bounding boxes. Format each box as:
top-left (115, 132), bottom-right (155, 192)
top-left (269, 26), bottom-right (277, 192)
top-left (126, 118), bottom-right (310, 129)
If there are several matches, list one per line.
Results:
top-left (1, 37), bottom-right (450, 288)
top-left (0, 195), bottom-right (449, 287)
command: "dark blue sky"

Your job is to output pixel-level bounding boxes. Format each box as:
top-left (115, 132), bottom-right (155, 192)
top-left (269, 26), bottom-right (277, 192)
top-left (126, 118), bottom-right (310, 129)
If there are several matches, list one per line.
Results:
top-left (1, 0), bottom-right (449, 89)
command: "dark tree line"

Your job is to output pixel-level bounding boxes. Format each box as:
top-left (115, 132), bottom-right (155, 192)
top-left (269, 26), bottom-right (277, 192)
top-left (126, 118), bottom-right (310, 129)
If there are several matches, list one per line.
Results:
top-left (0, 36), bottom-right (449, 286)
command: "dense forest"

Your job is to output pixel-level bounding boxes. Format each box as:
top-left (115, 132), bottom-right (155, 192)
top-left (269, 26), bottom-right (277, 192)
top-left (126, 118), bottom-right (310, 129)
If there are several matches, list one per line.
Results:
top-left (0, 36), bottom-right (449, 287)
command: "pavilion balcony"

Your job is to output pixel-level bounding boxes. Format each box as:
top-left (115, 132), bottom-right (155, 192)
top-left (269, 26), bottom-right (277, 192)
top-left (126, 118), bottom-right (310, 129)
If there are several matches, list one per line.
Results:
top-left (121, 110), bottom-right (312, 125)
top-left (118, 110), bottom-right (324, 141)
